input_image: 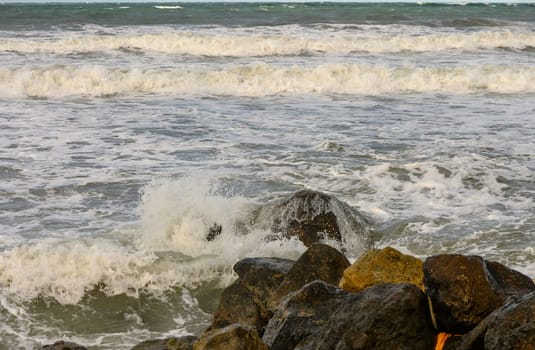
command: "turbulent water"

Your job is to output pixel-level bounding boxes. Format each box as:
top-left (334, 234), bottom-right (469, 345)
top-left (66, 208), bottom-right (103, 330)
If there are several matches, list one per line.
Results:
top-left (0, 2), bottom-right (534, 349)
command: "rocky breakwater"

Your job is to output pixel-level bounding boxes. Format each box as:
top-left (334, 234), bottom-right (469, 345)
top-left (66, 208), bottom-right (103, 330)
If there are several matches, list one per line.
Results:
top-left (39, 190), bottom-right (535, 350)
top-left (185, 246), bottom-right (535, 350)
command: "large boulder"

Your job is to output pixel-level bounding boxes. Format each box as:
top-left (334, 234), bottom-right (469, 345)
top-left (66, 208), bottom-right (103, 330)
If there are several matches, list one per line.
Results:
top-left (269, 244), bottom-right (350, 309)
top-left (339, 246), bottom-right (424, 292)
top-left (193, 324), bottom-right (268, 350)
top-left (302, 283), bottom-right (436, 350)
top-left (254, 190), bottom-right (371, 248)
top-left (41, 341), bottom-right (87, 350)
top-left (263, 281), bottom-right (350, 350)
top-left (210, 257), bottom-right (294, 335)
top-left (424, 254), bottom-right (535, 333)
top-left (130, 336), bottom-right (197, 350)
top-left (455, 291), bottom-right (535, 350)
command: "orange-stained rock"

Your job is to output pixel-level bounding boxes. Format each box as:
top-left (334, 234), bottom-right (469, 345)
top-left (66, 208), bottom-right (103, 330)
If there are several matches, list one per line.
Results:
top-left (339, 246), bottom-right (424, 292)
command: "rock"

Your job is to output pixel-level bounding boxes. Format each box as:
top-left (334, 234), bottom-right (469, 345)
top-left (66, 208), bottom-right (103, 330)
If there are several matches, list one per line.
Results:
top-left (193, 324), bottom-right (269, 350)
top-left (210, 257), bottom-right (294, 335)
top-left (41, 341), bottom-right (87, 350)
top-left (254, 190), bottom-right (371, 248)
top-left (303, 283), bottom-right (436, 350)
top-left (339, 246), bottom-right (424, 293)
top-left (206, 223), bottom-right (222, 241)
top-left (263, 280), bottom-right (350, 350)
top-left (130, 335), bottom-right (197, 350)
top-left (424, 254), bottom-right (535, 333)
top-left (485, 260), bottom-right (535, 296)
top-left (269, 244), bottom-right (350, 309)
top-left (454, 291), bottom-right (535, 350)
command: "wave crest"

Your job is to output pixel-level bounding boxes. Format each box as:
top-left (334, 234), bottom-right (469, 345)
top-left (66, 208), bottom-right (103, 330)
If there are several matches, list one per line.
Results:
top-left (1, 63), bottom-right (534, 98)
top-left (1, 30), bottom-right (534, 56)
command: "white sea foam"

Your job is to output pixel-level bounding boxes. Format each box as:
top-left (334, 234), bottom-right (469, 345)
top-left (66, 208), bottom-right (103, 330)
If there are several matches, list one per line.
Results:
top-left (154, 5), bottom-right (183, 9)
top-left (1, 30), bottom-right (534, 56)
top-left (0, 177), bottom-right (308, 305)
top-left (1, 63), bottom-right (534, 98)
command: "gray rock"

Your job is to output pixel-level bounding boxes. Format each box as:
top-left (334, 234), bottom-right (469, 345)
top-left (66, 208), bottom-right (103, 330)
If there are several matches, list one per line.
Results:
top-left (210, 257), bottom-right (294, 335)
top-left (305, 283), bottom-right (436, 350)
top-left (263, 280), bottom-right (350, 350)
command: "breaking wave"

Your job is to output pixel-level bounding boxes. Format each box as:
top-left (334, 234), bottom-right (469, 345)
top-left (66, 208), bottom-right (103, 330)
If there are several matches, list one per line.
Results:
top-left (1, 63), bottom-right (534, 98)
top-left (1, 30), bottom-right (534, 56)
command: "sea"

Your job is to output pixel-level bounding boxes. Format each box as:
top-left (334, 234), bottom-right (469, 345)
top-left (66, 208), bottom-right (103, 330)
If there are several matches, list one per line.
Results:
top-left (0, 1), bottom-right (534, 348)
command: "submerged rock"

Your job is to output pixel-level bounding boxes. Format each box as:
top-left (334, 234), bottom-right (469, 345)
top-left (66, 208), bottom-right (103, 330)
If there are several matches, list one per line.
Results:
top-left (302, 283), bottom-right (436, 350)
top-left (193, 324), bottom-right (268, 350)
top-left (210, 257), bottom-right (294, 335)
top-left (254, 189), bottom-right (371, 249)
top-left (424, 254), bottom-right (535, 333)
top-left (269, 243), bottom-right (350, 309)
top-left (339, 246), bottom-right (424, 293)
top-left (41, 341), bottom-right (87, 350)
top-left (263, 280), bottom-right (350, 350)
top-left (130, 335), bottom-right (197, 350)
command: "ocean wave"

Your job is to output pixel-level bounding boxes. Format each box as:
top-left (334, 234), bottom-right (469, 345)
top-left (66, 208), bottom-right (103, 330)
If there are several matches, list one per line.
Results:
top-left (1, 63), bottom-right (534, 98)
top-left (0, 177), bottom-right (308, 304)
top-left (153, 5), bottom-right (183, 10)
top-left (1, 30), bottom-right (534, 56)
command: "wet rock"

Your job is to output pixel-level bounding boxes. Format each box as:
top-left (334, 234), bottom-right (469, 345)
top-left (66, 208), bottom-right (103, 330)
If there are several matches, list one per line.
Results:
top-left (339, 246), bottom-right (424, 292)
top-left (303, 283), bottom-right (436, 350)
top-left (424, 254), bottom-right (535, 333)
top-left (485, 260), bottom-right (535, 296)
top-left (455, 291), bottom-right (535, 350)
top-left (205, 223), bottom-right (222, 241)
top-left (255, 189), bottom-right (371, 248)
top-left (269, 243), bottom-right (350, 309)
top-left (130, 335), bottom-right (197, 350)
top-left (41, 341), bottom-right (87, 350)
top-left (210, 257), bottom-right (294, 335)
top-left (193, 324), bottom-right (269, 350)
top-left (263, 280), bottom-right (350, 350)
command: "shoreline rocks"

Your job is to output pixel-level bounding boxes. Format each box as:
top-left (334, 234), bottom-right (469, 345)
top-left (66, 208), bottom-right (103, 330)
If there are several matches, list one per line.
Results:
top-left (48, 244), bottom-right (535, 350)
top-left (40, 191), bottom-right (535, 350)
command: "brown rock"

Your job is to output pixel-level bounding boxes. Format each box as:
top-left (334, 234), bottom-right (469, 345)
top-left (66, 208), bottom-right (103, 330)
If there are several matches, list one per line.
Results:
top-left (210, 257), bottom-right (294, 335)
top-left (255, 189), bottom-right (371, 248)
top-left (454, 292), bottom-right (535, 350)
top-left (193, 324), bottom-right (268, 350)
top-left (41, 341), bottom-right (87, 350)
top-left (269, 243), bottom-right (350, 309)
top-left (130, 335), bottom-right (196, 350)
top-left (339, 246), bottom-right (424, 292)
top-left (484, 291), bottom-right (535, 350)
top-left (424, 254), bottom-right (535, 334)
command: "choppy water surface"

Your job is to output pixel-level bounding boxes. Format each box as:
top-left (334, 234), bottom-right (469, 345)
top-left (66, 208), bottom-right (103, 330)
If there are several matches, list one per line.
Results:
top-left (0, 2), bottom-right (534, 349)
